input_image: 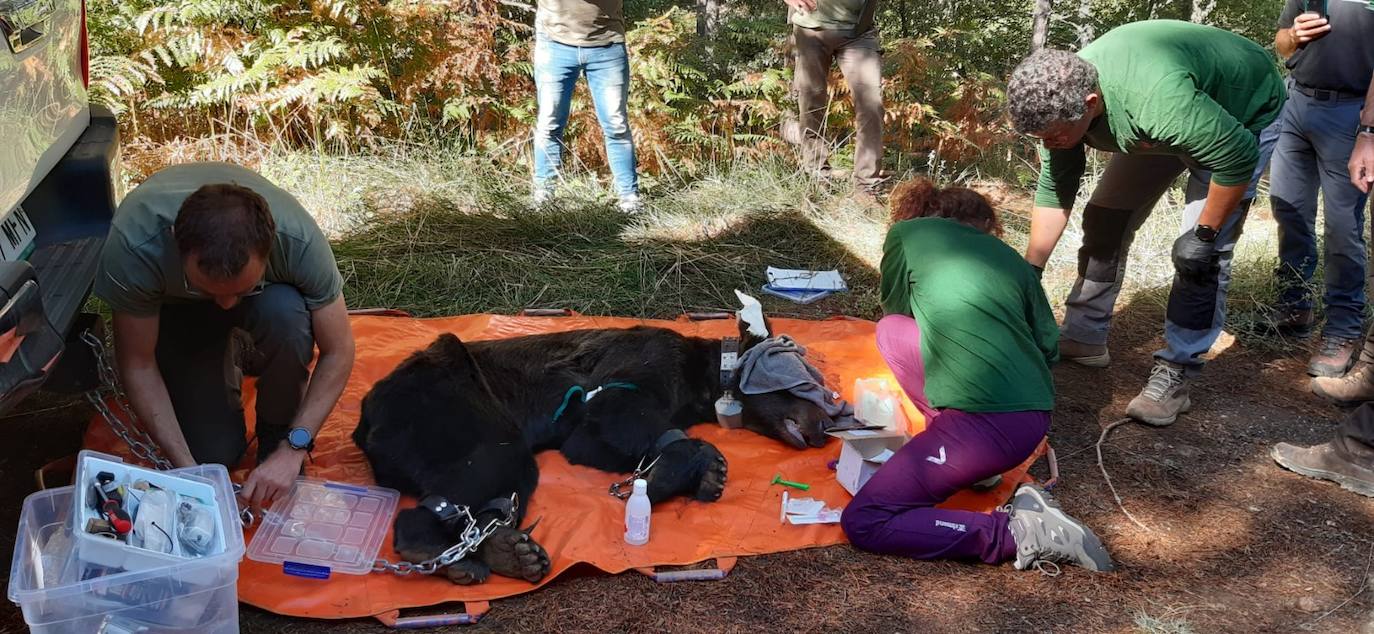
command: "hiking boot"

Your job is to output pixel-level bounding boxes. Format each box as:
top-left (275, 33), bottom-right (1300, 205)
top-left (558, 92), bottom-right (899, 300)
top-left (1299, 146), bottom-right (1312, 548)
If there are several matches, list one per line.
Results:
top-left (1268, 306), bottom-right (1315, 339)
top-left (1311, 363), bottom-right (1374, 405)
top-left (1007, 484), bottom-right (1114, 573)
top-left (1126, 360), bottom-right (1190, 426)
top-left (1309, 336), bottom-right (1358, 378)
top-left (1271, 442), bottom-right (1374, 498)
top-left (1059, 338), bottom-right (1111, 368)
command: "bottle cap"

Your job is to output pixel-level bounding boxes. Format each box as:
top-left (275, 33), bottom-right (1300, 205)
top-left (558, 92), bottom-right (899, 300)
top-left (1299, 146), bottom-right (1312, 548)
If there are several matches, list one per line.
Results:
top-left (633, 479), bottom-right (647, 495)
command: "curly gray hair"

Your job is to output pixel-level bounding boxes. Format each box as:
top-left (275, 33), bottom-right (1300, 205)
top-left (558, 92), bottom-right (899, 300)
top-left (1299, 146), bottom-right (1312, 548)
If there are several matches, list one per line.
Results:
top-left (1007, 49), bottom-right (1099, 134)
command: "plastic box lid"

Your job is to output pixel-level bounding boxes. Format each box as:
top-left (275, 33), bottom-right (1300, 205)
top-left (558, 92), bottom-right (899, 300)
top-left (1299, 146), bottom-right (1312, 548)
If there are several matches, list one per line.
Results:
top-left (246, 478), bottom-right (399, 576)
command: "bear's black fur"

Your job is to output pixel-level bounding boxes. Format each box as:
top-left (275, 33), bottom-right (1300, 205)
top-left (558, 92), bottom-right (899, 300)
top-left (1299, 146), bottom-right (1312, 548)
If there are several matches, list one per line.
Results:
top-left (353, 320), bottom-right (837, 585)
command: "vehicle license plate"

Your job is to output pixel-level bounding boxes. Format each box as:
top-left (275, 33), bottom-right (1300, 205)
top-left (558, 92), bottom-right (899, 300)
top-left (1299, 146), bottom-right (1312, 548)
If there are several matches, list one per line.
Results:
top-left (0, 206), bottom-right (37, 262)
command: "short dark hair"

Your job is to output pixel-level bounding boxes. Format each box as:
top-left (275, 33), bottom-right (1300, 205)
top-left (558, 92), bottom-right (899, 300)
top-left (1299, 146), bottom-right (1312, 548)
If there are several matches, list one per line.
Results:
top-left (1007, 49), bottom-right (1099, 134)
top-left (889, 178), bottom-right (1003, 237)
top-left (174, 183), bottom-right (275, 280)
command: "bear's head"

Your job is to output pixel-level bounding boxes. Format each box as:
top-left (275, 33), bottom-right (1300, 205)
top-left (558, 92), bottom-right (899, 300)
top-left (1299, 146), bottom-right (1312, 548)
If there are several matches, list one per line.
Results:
top-left (729, 291), bottom-right (838, 449)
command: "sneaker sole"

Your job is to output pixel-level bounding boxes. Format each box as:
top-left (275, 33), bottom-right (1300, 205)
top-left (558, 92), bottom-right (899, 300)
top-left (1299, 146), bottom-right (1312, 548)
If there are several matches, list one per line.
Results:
top-left (1065, 352), bottom-right (1111, 368)
top-left (1014, 486), bottom-right (1115, 572)
top-left (1270, 446), bottom-right (1374, 498)
top-left (1127, 396), bottom-right (1191, 427)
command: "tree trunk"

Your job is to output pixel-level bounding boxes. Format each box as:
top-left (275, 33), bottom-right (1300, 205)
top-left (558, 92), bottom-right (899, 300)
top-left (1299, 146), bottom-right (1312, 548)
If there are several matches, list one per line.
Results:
top-left (696, 0), bottom-right (722, 38)
top-left (900, 0), bottom-right (909, 38)
top-left (1075, 0), bottom-right (1094, 48)
top-left (1031, 0), bottom-right (1053, 52)
top-left (1191, 0), bottom-right (1217, 23)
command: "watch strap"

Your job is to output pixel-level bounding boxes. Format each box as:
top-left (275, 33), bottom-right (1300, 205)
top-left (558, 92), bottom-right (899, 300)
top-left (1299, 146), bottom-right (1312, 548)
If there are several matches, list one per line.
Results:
top-left (1359, 124), bottom-right (1374, 136)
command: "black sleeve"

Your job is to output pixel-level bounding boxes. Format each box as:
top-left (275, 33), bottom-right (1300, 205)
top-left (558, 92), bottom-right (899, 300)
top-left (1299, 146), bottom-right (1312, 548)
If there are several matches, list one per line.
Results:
top-left (1278, 0), bottom-right (1303, 29)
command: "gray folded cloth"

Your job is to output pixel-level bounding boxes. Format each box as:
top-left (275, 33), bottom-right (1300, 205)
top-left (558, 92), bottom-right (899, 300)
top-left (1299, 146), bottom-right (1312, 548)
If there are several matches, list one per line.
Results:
top-left (736, 336), bottom-right (855, 424)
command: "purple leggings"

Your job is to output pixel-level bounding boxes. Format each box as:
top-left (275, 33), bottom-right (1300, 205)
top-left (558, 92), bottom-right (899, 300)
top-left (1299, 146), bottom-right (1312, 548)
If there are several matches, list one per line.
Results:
top-left (841, 315), bottom-right (1049, 564)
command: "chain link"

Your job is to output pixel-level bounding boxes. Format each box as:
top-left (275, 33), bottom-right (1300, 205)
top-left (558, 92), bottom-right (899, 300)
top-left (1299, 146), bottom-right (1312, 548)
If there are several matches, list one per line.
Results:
top-left (81, 331), bottom-right (175, 471)
top-left (372, 493), bottom-right (519, 576)
top-left (80, 330), bottom-right (254, 527)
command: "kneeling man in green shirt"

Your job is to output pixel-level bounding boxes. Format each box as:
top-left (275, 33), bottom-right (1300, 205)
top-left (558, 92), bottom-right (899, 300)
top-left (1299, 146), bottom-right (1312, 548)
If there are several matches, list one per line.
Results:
top-left (94, 162), bottom-right (355, 507)
top-left (1007, 20), bottom-right (1284, 426)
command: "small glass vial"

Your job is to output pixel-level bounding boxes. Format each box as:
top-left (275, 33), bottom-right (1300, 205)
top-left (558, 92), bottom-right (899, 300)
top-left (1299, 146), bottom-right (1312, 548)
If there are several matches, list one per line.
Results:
top-left (624, 478), bottom-right (651, 545)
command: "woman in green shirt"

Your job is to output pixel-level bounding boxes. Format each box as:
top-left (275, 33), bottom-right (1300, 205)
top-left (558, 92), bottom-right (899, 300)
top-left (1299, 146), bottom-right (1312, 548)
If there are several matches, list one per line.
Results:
top-left (840, 179), bottom-right (1113, 573)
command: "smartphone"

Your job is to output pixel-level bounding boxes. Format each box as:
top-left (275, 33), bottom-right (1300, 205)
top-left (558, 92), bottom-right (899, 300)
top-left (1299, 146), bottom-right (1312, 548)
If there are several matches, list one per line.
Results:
top-left (1305, 0), bottom-right (1328, 17)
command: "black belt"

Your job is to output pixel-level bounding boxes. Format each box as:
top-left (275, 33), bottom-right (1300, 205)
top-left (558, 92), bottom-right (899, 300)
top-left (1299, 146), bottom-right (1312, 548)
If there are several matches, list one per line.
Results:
top-left (1293, 82), bottom-right (1365, 102)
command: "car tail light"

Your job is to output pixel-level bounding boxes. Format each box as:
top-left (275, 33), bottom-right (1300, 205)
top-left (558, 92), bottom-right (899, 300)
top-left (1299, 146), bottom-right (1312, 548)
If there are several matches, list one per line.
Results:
top-left (79, 0), bottom-right (90, 88)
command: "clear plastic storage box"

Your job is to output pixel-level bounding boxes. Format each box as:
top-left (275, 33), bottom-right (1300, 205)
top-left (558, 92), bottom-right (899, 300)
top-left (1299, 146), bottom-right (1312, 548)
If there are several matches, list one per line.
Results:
top-left (7, 451), bottom-right (244, 633)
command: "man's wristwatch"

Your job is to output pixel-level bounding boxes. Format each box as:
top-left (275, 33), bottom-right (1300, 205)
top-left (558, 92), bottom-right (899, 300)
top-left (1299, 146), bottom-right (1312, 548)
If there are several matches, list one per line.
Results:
top-left (286, 427), bottom-right (316, 452)
top-left (1194, 224), bottom-right (1219, 243)
top-left (1359, 124), bottom-right (1374, 137)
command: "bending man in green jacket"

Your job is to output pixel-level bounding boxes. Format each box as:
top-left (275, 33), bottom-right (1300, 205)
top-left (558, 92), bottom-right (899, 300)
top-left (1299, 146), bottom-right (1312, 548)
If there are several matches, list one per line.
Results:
top-left (1007, 20), bottom-right (1284, 426)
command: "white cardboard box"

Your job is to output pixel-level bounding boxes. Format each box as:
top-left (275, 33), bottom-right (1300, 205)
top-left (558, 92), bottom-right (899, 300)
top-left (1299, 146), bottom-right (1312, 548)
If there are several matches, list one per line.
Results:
top-left (827, 428), bottom-right (911, 496)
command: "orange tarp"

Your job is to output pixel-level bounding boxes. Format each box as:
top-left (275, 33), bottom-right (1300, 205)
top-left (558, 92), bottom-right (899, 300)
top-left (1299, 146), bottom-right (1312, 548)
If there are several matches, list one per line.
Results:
top-left (80, 313), bottom-right (1043, 621)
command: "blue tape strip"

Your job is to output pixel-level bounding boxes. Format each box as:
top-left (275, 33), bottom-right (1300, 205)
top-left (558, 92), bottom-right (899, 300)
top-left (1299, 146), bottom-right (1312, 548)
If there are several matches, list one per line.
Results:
top-left (283, 561), bottom-right (332, 580)
top-left (323, 481), bottom-right (368, 493)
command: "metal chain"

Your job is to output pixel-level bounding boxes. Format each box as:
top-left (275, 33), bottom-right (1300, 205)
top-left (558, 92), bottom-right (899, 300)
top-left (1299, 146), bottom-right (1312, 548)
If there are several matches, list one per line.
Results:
top-left (81, 331), bottom-right (175, 471)
top-left (608, 454), bottom-right (660, 499)
top-left (372, 493), bottom-right (519, 576)
top-left (80, 330), bottom-right (255, 527)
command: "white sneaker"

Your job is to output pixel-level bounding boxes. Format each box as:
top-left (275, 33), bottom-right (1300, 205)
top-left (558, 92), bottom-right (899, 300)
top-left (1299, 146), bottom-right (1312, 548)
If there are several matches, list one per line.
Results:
top-left (531, 187), bottom-right (553, 209)
top-left (617, 194), bottom-right (645, 215)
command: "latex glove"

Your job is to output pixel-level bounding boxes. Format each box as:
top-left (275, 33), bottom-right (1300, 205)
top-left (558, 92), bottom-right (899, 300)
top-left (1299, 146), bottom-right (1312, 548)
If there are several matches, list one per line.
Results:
top-left (1171, 231), bottom-right (1218, 282)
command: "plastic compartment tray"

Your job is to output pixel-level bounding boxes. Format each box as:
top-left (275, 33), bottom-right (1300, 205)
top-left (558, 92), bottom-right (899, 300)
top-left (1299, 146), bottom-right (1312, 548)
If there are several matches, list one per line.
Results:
top-left (71, 451), bottom-right (232, 582)
top-left (247, 478), bottom-right (399, 576)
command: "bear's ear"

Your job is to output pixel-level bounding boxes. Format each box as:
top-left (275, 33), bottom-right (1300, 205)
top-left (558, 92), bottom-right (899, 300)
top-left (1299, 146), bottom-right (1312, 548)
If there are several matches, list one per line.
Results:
top-left (429, 333), bottom-right (494, 394)
top-left (431, 333), bottom-right (474, 366)
top-left (734, 290), bottom-right (773, 350)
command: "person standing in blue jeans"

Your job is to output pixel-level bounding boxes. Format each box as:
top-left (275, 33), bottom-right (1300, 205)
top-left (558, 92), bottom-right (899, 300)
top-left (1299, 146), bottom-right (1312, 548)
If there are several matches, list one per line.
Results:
top-left (532, 0), bottom-right (642, 213)
top-left (1269, 1), bottom-right (1374, 379)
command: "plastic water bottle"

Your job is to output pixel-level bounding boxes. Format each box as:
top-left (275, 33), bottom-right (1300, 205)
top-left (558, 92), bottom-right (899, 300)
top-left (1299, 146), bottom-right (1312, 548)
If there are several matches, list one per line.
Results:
top-left (624, 478), bottom-right (651, 545)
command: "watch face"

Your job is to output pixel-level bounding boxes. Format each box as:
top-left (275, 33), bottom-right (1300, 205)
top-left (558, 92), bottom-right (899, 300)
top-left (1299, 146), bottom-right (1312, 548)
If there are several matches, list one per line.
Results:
top-left (1195, 225), bottom-right (1219, 242)
top-left (288, 428), bottom-right (312, 449)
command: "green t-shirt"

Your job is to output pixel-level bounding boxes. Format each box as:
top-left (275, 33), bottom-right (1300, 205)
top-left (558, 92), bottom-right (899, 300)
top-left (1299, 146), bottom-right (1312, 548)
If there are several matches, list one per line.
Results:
top-left (94, 162), bottom-right (344, 317)
top-left (879, 218), bottom-right (1059, 413)
top-left (1034, 20), bottom-right (1286, 209)
top-left (791, 0), bottom-right (867, 31)
top-left (536, 0), bottom-right (625, 46)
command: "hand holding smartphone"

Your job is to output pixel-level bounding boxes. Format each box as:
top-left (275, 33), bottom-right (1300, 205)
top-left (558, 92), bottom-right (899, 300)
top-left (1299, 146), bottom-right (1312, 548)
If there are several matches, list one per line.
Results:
top-left (1293, 2), bottom-right (1332, 44)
